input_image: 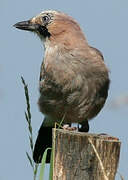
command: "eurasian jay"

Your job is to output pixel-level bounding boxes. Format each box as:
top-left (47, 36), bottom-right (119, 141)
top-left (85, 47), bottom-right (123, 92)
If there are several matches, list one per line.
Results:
top-left (14, 10), bottom-right (110, 163)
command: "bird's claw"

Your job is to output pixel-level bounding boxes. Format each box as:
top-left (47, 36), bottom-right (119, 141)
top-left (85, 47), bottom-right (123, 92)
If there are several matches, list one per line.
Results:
top-left (63, 124), bottom-right (77, 131)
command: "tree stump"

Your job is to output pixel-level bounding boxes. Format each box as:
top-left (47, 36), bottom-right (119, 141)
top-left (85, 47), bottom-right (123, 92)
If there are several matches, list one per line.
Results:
top-left (52, 129), bottom-right (121, 180)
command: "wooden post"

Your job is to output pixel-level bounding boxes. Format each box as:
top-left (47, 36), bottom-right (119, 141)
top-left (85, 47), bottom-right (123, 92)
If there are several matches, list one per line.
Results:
top-left (52, 129), bottom-right (121, 180)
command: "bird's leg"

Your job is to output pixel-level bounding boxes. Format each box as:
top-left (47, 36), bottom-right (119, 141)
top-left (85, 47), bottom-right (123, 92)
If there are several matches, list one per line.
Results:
top-left (78, 120), bottom-right (89, 132)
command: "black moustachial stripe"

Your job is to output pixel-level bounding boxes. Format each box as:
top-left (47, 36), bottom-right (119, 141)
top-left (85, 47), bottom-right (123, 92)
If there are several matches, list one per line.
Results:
top-left (37, 25), bottom-right (51, 38)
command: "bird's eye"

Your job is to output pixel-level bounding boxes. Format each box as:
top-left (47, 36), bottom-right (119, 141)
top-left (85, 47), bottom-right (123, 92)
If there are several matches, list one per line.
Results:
top-left (42, 15), bottom-right (50, 24)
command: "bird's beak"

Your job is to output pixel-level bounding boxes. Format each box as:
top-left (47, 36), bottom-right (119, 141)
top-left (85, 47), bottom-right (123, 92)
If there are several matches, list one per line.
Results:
top-left (13, 20), bottom-right (37, 31)
top-left (14, 19), bottom-right (51, 38)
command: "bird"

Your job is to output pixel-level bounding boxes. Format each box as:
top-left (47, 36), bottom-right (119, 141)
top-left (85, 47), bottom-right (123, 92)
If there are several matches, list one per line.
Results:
top-left (14, 10), bottom-right (110, 163)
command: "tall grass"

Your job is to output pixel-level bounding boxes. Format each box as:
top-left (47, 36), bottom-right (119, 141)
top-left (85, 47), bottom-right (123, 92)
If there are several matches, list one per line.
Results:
top-left (21, 77), bottom-right (53, 180)
top-left (21, 77), bottom-right (39, 180)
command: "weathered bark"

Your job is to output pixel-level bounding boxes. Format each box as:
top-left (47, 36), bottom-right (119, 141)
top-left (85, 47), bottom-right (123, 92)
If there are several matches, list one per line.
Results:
top-left (53, 129), bottom-right (121, 180)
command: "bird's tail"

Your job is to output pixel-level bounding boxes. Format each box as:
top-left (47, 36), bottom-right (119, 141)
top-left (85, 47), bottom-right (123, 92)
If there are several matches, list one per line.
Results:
top-left (33, 123), bottom-right (52, 163)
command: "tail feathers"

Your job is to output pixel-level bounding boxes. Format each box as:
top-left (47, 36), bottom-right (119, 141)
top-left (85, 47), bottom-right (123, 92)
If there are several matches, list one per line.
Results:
top-left (33, 125), bottom-right (52, 163)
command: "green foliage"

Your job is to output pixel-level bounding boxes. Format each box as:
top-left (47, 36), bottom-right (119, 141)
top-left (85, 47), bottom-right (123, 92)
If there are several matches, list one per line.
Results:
top-left (39, 148), bottom-right (52, 180)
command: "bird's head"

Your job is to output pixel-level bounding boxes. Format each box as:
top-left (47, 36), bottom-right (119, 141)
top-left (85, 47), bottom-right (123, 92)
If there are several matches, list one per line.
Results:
top-left (14, 10), bottom-right (87, 48)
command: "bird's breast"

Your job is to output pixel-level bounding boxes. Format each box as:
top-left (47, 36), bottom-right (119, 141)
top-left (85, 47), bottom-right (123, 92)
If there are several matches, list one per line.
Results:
top-left (38, 46), bottom-right (110, 123)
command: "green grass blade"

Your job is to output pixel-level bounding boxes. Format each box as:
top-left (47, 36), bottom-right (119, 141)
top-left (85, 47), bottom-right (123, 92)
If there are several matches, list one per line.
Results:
top-left (26, 152), bottom-right (34, 168)
top-left (39, 148), bottom-right (51, 180)
top-left (21, 77), bottom-right (39, 179)
top-left (49, 128), bottom-right (56, 180)
top-left (49, 147), bottom-right (54, 180)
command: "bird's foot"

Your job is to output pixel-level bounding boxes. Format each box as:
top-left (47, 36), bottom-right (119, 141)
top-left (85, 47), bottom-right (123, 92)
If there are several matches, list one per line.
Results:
top-left (63, 124), bottom-right (77, 131)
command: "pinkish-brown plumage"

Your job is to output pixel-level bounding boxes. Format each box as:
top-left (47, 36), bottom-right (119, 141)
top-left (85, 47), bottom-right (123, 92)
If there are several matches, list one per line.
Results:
top-left (14, 10), bottom-right (110, 163)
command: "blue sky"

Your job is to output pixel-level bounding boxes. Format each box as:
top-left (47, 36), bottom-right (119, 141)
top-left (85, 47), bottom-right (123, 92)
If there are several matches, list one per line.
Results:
top-left (0, 0), bottom-right (128, 179)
